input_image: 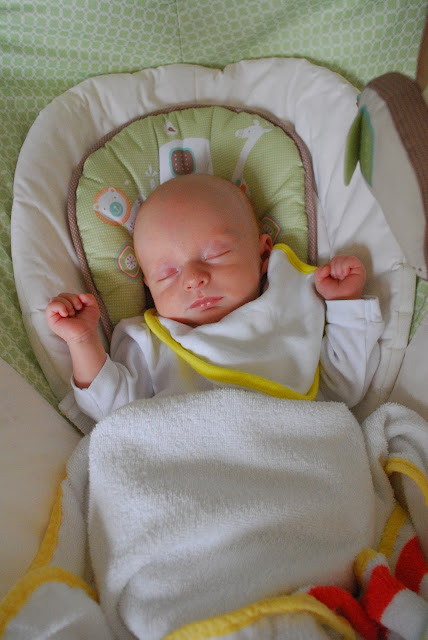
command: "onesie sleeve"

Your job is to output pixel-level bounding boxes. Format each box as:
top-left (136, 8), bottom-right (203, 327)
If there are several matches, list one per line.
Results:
top-left (72, 318), bottom-right (154, 421)
top-left (318, 297), bottom-right (384, 407)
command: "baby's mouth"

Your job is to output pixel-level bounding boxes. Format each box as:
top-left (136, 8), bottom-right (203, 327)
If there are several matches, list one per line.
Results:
top-left (189, 297), bottom-right (223, 310)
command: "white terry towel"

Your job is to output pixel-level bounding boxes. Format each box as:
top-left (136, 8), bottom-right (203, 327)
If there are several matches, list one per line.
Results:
top-left (87, 389), bottom-right (375, 639)
top-left (4, 392), bottom-right (428, 639)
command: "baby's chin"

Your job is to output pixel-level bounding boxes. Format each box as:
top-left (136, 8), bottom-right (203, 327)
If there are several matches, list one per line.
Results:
top-left (161, 292), bottom-right (260, 327)
top-left (165, 304), bottom-right (235, 328)
top-left (173, 309), bottom-right (229, 327)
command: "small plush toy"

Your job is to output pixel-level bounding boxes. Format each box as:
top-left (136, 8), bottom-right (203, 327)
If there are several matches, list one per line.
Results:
top-left (345, 14), bottom-right (428, 281)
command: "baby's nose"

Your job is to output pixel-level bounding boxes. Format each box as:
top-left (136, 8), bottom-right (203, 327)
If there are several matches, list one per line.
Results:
top-left (183, 263), bottom-right (210, 290)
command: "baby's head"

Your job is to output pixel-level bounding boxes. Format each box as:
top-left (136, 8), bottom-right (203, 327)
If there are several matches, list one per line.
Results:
top-left (133, 174), bottom-right (272, 326)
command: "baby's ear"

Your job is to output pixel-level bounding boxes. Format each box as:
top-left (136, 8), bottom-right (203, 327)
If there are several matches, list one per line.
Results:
top-left (259, 234), bottom-right (273, 276)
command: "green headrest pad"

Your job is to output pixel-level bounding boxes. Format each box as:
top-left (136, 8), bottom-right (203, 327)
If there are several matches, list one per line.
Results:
top-left (68, 105), bottom-right (316, 340)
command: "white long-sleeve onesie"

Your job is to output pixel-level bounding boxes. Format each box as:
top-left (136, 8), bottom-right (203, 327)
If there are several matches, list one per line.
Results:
top-left (73, 248), bottom-right (384, 422)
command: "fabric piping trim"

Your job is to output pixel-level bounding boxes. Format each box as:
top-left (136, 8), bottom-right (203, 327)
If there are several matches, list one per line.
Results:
top-left (0, 481), bottom-right (97, 636)
top-left (0, 567), bottom-right (97, 636)
top-left (378, 503), bottom-right (408, 559)
top-left (29, 485), bottom-right (63, 571)
top-left (385, 456), bottom-right (428, 507)
top-left (163, 593), bottom-right (356, 640)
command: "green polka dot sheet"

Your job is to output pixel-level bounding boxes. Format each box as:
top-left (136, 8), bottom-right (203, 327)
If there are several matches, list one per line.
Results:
top-left (1, 0), bottom-right (427, 404)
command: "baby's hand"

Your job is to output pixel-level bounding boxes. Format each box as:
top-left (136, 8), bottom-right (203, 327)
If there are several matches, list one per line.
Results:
top-left (314, 255), bottom-right (366, 300)
top-left (46, 293), bottom-right (100, 344)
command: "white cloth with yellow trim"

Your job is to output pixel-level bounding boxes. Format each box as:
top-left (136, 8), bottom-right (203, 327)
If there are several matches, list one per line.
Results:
top-left (72, 246), bottom-right (384, 428)
top-left (2, 392), bottom-right (428, 640)
top-left (152, 245), bottom-right (323, 399)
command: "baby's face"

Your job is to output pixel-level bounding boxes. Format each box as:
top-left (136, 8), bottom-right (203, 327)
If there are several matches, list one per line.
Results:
top-left (134, 175), bottom-right (272, 327)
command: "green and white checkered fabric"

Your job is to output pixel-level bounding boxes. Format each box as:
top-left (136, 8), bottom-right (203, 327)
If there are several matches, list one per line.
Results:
top-left (0, 0), bottom-right (426, 403)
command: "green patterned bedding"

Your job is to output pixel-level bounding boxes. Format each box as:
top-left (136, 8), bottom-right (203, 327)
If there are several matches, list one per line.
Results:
top-left (0, 0), bottom-right (426, 404)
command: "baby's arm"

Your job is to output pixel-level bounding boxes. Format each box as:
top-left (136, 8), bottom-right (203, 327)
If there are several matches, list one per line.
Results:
top-left (314, 255), bottom-right (366, 300)
top-left (46, 293), bottom-right (107, 388)
top-left (313, 255), bottom-right (384, 406)
top-left (318, 299), bottom-right (384, 406)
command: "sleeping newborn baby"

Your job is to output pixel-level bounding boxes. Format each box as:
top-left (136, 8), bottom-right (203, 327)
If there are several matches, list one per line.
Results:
top-left (46, 173), bottom-right (384, 421)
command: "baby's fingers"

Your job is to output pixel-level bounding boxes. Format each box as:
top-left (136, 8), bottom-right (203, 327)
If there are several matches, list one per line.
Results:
top-left (329, 255), bottom-right (365, 281)
top-left (77, 293), bottom-right (98, 309)
top-left (58, 292), bottom-right (84, 310)
top-left (329, 257), bottom-right (349, 280)
top-left (46, 299), bottom-right (74, 319)
top-left (316, 265), bottom-right (331, 277)
top-left (47, 293), bottom-right (82, 317)
top-left (313, 264), bottom-right (330, 286)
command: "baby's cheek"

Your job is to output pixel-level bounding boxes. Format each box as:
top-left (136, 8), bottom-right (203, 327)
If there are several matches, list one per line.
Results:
top-left (229, 275), bottom-right (261, 305)
top-left (153, 289), bottom-right (180, 316)
top-left (147, 286), bottom-right (163, 310)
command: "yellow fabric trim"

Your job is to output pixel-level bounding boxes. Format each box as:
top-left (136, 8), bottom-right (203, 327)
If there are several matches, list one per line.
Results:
top-left (273, 243), bottom-right (317, 274)
top-left (385, 457), bottom-right (428, 508)
top-left (30, 485), bottom-right (63, 571)
top-left (145, 245), bottom-right (319, 400)
top-left (378, 503), bottom-right (407, 559)
top-left (145, 308), bottom-right (319, 400)
top-left (164, 593), bottom-right (356, 640)
top-left (0, 566), bottom-right (97, 636)
top-left (353, 548), bottom-right (378, 582)
top-left (0, 474), bottom-right (97, 636)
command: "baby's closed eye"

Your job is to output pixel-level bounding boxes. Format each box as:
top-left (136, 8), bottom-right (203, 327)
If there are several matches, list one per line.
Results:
top-left (204, 250), bottom-right (231, 262)
top-left (157, 267), bottom-right (179, 282)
